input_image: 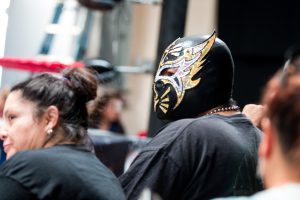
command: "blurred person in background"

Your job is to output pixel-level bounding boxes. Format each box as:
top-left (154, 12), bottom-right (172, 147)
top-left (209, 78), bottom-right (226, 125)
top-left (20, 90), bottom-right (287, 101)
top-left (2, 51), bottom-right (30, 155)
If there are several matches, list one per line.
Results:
top-left (0, 67), bottom-right (125, 200)
top-left (88, 92), bottom-right (126, 135)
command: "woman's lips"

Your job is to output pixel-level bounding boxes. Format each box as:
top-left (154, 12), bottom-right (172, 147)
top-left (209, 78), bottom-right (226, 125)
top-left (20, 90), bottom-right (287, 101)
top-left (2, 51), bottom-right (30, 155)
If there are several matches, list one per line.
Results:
top-left (3, 143), bottom-right (11, 153)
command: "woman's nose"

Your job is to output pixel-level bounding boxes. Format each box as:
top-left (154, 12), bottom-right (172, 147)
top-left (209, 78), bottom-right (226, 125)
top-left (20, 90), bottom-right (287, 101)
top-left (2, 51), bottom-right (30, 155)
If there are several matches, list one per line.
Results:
top-left (0, 126), bottom-right (8, 140)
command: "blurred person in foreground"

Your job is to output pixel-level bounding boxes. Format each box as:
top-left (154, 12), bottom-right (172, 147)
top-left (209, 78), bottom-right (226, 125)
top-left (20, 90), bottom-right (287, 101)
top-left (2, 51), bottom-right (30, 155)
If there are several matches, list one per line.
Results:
top-left (120, 32), bottom-right (263, 200)
top-left (213, 62), bottom-right (300, 200)
top-left (0, 67), bottom-right (126, 200)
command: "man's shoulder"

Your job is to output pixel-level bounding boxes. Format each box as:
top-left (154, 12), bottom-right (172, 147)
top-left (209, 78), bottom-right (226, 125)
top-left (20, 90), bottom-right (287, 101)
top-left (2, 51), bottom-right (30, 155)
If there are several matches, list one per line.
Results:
top-left (145, 114), bottom-right (256, 154)
top-left (145, 117), bottom-right (221, 151)
top-left (166, 115), bottom-right (239, 136)
top-left (162, 116), bottom-right (219, 133)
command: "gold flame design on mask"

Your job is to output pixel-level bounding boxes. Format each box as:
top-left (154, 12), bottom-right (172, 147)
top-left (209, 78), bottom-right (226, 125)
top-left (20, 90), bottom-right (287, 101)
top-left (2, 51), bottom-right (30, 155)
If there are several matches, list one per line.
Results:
top-left (154, 86), bottom-right (170, 113)
top-left (154, 32), bottom-right (216, 113)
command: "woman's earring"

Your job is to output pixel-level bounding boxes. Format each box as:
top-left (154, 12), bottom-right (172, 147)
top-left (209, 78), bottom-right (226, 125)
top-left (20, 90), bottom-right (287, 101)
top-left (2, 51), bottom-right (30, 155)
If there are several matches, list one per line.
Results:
top-left (47, 129), bottom-right (53, 136)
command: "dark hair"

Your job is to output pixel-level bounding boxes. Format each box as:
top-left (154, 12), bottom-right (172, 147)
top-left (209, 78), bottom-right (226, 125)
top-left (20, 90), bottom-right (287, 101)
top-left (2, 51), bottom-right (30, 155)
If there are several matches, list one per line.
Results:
top-left (263, 73), bottom-right (300, 162)
top-left (11, 67), bottom-right (97, 146)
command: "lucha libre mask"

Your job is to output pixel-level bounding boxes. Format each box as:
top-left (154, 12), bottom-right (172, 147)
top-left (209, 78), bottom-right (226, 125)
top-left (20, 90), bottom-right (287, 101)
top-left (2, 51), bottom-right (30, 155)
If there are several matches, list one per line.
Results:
top-left (153, 32), bottom-right (234, 121)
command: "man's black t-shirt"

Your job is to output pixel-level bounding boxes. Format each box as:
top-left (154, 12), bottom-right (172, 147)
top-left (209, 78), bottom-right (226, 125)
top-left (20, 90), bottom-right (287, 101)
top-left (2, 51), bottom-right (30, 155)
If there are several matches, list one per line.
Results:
top-left (120, 114), bottom-right (263, 200)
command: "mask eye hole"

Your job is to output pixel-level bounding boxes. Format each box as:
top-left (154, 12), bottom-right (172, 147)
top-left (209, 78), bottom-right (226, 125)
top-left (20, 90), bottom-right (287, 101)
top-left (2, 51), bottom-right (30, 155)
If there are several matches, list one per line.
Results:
top-left (165, 54), bottom-right (177, 62)
top-left (160, 68), bottom-right (178, 76)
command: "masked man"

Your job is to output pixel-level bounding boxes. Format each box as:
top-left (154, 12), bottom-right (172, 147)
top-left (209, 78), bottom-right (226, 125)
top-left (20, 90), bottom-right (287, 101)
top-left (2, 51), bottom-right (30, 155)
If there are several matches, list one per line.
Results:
top-left (120, 32), bottom-right (263, 200)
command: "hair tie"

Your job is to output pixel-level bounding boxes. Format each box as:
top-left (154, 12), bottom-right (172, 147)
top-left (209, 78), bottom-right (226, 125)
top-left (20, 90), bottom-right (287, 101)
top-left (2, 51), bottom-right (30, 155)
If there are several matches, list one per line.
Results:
top-left (62, 76), bottom-right (70, 82)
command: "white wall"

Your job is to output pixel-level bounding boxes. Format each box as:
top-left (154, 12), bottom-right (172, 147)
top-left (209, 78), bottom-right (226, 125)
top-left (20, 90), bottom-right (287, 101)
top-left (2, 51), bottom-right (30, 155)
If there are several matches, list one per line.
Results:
top-left (3, 0), bottom-right (93, 87)
top-left (5, 0), bottom-right (55, 57)
top-left (2, 0), bottom-right (56, 87)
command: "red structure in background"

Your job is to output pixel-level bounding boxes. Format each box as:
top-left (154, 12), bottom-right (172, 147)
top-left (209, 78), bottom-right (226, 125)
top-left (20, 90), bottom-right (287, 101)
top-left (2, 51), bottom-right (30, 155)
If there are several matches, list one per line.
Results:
top-left (0, 56), bottom-right (84, 73)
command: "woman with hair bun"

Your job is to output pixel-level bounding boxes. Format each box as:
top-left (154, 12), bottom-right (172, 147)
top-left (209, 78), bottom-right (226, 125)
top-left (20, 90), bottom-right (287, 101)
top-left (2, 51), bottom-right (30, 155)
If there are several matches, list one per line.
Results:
top-left (0, 67), bottom-right (126, 200)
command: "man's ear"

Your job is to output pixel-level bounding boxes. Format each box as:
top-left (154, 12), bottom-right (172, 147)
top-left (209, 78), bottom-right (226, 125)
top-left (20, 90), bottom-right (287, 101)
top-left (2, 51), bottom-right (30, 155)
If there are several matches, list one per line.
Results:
top-left (259, 117), bottom-right (273, 158)
top-left (44, 106), bottom-right (59, 130)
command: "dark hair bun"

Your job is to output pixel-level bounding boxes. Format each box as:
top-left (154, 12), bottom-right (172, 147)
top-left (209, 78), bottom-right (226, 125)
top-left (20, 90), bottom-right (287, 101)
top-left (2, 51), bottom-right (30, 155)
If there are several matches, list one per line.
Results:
top-left (62, 67), bottom-right (97, 103)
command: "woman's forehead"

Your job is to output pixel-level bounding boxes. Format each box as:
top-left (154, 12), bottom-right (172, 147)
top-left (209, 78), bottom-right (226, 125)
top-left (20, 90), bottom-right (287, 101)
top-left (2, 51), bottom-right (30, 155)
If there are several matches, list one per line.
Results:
top-left (4, 91), bottom-right (34, 112)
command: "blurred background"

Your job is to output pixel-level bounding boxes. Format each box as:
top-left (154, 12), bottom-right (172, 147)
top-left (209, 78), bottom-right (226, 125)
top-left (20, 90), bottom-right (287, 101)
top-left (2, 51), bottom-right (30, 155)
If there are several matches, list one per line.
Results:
top-left (1, 0), bottom-right (300, 138)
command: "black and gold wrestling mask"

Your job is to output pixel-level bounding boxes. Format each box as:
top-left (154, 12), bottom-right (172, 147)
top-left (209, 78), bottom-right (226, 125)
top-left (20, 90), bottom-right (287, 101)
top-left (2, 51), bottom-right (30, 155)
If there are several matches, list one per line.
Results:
top-left (153, 32), bottom-right (234, 120)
